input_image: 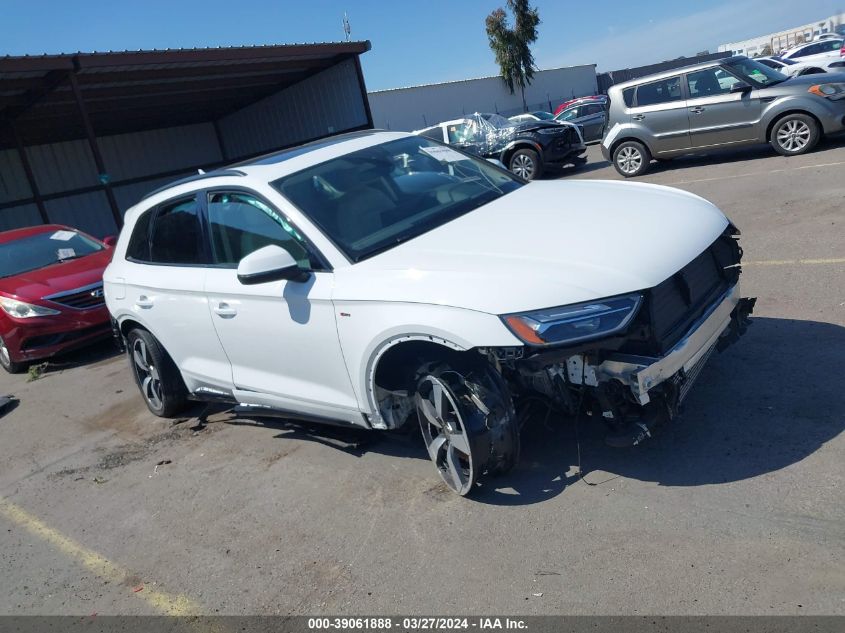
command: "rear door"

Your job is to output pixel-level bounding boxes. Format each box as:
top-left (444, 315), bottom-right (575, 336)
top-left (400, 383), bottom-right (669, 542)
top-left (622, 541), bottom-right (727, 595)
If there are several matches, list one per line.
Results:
top-left (684, 66), bottom-right (762, 149)
top-left (576, 103), bottom-right (608, 141)
top-left (630, 75), bottom-right (690, 154)
top-left (123, 195), bottom-right (233, 393)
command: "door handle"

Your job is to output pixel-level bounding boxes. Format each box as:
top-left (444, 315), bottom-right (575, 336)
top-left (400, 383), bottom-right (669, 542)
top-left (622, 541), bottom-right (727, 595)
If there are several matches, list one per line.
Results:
top-left (690, 106), bottom-right (705, 114)
top-left (632, 114), bottom-right (645, 121)
top-left (213, 302), bottom-right (237, 318)
top-left (135, 295), bottom-right (154, 309)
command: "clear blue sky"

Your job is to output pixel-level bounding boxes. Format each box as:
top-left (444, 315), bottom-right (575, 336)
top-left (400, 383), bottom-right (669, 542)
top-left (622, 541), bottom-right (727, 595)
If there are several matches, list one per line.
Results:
top-left (1, 0), bottom-right (841, 90)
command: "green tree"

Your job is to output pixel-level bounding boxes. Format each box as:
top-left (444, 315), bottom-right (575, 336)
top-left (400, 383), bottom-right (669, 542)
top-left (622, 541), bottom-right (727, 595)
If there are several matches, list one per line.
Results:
top-left (485, 0), bottom-right (540, 112)
top-left (760, 44), bottom-right (773, 56)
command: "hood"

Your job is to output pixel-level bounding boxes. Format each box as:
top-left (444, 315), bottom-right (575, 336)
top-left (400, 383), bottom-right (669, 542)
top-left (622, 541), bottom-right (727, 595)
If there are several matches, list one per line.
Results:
top-left (511, 120), bottom-right (565, 133)
top-left (0, 249), bottom-right (112, 301)
top-left (335, 180), bottom-right (729, 314)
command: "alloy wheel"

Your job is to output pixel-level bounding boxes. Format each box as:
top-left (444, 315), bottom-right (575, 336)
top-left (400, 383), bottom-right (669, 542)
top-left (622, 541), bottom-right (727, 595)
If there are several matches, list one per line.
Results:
top-left (0, 336), bottom-right (10, 367)
top-left (416, 375), bottom-right (475, 495)
top-left (776, 119), bottom-right (811, 153)
top-left (132, 338), bottom-right (163, 410)
top-left (511, 154), bottom-right (536, 179)
top-left (617, 146), bottom-right (643, 174)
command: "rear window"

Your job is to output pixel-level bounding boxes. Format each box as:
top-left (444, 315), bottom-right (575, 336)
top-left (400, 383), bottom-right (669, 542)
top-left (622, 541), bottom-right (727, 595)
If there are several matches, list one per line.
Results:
top-left (635, 76), bottom-right (683, 107)
top-left (126, 210), bottom-right (152, 261)
top-left (622, 87), bottom-right (634, 107)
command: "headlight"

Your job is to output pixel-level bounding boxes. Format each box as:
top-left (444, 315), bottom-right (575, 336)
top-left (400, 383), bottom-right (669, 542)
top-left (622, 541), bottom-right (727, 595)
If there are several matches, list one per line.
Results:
top-left (503, 293), bottom-right (642, 346)
top-left (537, 127), bottom-right (564, 135)
top-left (0, 296), bottom-right (61, 318)
top-left (808, 83), bottom-right (845, 99)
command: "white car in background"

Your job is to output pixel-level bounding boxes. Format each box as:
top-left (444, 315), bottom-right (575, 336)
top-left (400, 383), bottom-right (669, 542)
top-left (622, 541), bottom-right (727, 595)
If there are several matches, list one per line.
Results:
top-left (779, 38), bottom-right (843, 65)
top-left (104, 130), bottom-right (755, 496)
top-left (758, 55), bottom-right (845, 76)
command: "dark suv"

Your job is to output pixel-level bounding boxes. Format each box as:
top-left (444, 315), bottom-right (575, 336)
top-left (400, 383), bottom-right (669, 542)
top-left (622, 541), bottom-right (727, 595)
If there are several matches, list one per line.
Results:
top-left (415, 112), bottom-right (587, 180)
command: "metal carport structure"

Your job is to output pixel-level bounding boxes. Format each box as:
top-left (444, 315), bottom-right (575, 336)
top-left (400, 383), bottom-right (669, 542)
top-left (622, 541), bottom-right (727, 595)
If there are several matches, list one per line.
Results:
top-left (0, 41), bottom-right (372, 237)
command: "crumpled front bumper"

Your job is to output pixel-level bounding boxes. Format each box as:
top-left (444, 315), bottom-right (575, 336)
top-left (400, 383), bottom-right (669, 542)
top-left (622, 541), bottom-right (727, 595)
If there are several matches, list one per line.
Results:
top-left (595, 283), bottom-right (754, 405)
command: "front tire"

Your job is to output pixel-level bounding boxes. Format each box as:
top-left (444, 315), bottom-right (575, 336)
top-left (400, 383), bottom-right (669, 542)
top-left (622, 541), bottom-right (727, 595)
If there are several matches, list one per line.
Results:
top-left (612, 140), bottom-right (651, 177)
top-left (770, 114), bottom-right (819, 156)
top-left (127, 328), bottom-right (188, 417)
top-left (0, 335), bottom-right (25, 374)
top-left (509, 148), bottom-right (543, 180)
top-left (414, 357), bottom-right (519, 496)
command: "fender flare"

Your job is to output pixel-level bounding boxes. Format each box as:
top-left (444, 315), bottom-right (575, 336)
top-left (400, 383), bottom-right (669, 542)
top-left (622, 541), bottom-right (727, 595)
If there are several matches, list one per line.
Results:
top-left (498, 140), bottom-right (544, 166)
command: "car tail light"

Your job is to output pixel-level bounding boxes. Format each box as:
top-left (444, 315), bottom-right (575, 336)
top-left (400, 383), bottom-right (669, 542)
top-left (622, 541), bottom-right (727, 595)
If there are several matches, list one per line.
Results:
top-left (841, 45), bottom-right (845, 57)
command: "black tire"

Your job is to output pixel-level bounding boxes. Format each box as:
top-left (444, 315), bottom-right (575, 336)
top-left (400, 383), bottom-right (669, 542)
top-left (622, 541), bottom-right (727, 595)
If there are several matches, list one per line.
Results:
top-left (0, 335), bottom-right (25, 374)
top-left (508, 148), bottom-right (543, 180)
top-left (770, 113), bottom-right (820, 156)
top-left (414, 356), bottom-right (519, 496)
top-left (612, 140), bottom-right (651, 177)
top-left (127, 328), bottom-right (188, 417)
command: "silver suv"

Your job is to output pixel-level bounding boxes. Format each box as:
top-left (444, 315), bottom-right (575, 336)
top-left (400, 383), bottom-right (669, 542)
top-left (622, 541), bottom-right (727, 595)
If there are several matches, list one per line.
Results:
top-left (601, 56), bottom-right (845, 177)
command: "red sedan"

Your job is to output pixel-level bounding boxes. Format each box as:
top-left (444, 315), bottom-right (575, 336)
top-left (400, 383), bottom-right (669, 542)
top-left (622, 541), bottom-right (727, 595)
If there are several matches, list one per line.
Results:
top-left (0, 225), bottom-right (116, 373)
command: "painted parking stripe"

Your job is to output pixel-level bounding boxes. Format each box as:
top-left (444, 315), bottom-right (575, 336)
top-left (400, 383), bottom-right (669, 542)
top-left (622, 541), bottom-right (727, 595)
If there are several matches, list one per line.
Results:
top-left (665, 160), bottom-right (845, 186)
top-left (0, 497), bottom-right (200, 615)
top-left (743, 258), bottom-right (845, 266)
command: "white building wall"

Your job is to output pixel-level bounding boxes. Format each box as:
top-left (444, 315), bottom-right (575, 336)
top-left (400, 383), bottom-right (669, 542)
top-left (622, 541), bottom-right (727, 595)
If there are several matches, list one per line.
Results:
top-left (718, 12), bottom-right (845, 56)
top-left (369, 65), bottom-right (598, 132)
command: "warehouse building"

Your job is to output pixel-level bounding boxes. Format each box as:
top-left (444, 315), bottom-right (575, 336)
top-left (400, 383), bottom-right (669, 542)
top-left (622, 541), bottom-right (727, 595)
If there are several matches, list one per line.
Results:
top-left (0, 41), bottom-right (372, 238)
top-left (368, 64), bottom-right (597, 132)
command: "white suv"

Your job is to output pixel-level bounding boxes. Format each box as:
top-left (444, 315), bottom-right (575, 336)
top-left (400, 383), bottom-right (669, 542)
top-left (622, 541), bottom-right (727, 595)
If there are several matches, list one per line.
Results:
top-left (104, 131), bottom-right (755, 495)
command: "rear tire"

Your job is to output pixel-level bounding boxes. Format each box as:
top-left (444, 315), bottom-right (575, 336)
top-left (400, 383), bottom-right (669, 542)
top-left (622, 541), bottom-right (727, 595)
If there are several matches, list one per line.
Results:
top-left (127, 328), bottom-right (188, 417)
top-left (0, 336), bottom-right (25, 374)
top-left (612, 140), bottom-right (651, 177)
top-left (414, 357), bottom-right (519, 496)
top-left (509, 148), bottom-right (543, 180)
top-left (770, 113), bottom-right (819, 156)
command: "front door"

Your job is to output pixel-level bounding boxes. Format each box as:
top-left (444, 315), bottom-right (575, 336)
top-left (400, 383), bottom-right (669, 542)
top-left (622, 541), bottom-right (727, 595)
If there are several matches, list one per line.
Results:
top-left (630, 75), bottom-right (690, 155)
top-left (685, 67), bottom-right (762, 149)
top-left (201, 190), bottom-right (362, 424)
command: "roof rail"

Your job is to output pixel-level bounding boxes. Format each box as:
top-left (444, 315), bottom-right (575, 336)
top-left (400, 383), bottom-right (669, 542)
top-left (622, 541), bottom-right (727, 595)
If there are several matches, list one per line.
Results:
top-left (140, 168), bottom-right (247, 201)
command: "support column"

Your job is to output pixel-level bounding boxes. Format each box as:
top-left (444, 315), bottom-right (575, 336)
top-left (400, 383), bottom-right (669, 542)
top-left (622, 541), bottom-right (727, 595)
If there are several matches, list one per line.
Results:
top-left (10, 123), bottom-right (49, 224)
top-left (68, 72), bottom-right (123, 229)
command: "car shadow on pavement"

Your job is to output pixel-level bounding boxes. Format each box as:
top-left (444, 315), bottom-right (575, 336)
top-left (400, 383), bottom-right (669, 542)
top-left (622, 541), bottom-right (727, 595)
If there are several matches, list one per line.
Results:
top-left (32, 338), bottom-right (122, 375)
top-left (473, 317), bottom-right (845, 505)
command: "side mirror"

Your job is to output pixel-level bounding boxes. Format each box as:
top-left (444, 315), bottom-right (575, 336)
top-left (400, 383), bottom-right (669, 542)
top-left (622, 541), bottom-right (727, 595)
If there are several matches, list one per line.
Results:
top-left (102, 235), bottom-right (118, 247)
top-left (730, 82), bottom-right (752, 94)
top-left (237, 245), bottom-right (310, 285)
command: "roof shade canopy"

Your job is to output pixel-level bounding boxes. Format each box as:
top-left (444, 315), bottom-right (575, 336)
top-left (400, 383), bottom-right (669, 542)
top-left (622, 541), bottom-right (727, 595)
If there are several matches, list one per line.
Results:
top-left (0, 41), bottom-right (371, 148)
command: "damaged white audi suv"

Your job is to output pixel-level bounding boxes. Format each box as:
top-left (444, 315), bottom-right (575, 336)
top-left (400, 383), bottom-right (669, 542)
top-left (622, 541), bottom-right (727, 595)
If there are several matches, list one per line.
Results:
top-left (104, 130), bottom-right (755, 495)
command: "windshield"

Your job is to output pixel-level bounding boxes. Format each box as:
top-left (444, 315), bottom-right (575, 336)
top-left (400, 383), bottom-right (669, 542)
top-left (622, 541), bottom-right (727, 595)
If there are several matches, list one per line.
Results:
top-left (272, 136), bottom-right (523, 262)
top-left (0, 229), bottom-right (103, 278)
top-left (723, 58), bottom-right (788, 86)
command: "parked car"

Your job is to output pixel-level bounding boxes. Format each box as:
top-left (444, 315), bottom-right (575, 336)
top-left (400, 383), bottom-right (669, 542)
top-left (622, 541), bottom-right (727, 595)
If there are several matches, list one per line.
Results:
top-left (0, 225), bottom-right (115, 373)
top-left (414, 113), bottom-right (586, 180)
top-left (553, 96), bottom-right (609, 141)
top-left (553, 95), bottom-right (604, 116)
top-left (779, 38), bottom-right (843, 64)
top-left (104, 130), bottom-right (755, 496)
top-left (602, 55), bottom-right (845, 177)
top-left (508, 111), bottom-right (556, 124)
top-left (756, 55), bottom-right (840, 76)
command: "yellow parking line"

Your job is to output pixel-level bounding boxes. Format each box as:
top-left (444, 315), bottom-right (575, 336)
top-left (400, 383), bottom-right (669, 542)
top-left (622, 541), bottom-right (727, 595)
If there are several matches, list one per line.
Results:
top-left (0, 497), bottom-right (200, 615)
top-left (743, 258), bottom-right (845, 267)
top-left (666, 160), bottom-right (845, 185)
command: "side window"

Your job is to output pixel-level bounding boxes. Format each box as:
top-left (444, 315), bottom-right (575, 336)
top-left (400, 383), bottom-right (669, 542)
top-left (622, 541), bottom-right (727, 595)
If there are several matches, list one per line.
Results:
top-left (206, 191), bottom-right (313, 269)
top-left (149, 197), bottom-right (204, 265)
top-left (557, 106), bottom-right (581, 121)
top-left (125, 209), bottom-right (153, 262)
top-left (687, 68), bottom-right (741, 98)
top-left (446, 122), bottom-right (471, 144)
top-left (418, 126), bottom-right (443, 141)
top-left (622, 87), bottom-right (635, 107)
top-left (793, 44), bottom-right (818, 58)
top-left (634, 76), bottom-right (683, 106)
top-left (582, 104), bottom-right (604, 115)
top-left (825, 40), bottom-right (842, 51)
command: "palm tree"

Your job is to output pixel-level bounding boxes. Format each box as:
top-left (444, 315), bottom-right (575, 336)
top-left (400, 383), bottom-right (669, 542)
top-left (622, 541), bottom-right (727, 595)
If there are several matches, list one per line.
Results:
top-left (485, 0), bottom-right (540, 112)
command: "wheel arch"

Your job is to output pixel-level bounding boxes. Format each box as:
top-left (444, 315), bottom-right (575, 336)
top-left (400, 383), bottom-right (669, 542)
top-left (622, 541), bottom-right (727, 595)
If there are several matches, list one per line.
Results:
top-left (499, 140), bottom-right (543, 166)
top-left (765, 109), bottom-right (823, 142)
top-left (608, 135), bottom-right (653, 158)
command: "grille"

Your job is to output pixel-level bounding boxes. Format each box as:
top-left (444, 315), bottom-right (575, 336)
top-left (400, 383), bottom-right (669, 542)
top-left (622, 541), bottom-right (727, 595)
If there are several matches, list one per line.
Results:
top-left (620, 233), bottom-right (741, 357)
top-left (44, 283), bottom-right (106, 310)
top-left (21, 323), bottom-right (111, 351)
